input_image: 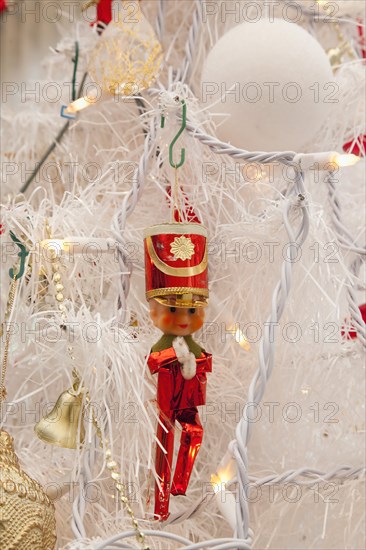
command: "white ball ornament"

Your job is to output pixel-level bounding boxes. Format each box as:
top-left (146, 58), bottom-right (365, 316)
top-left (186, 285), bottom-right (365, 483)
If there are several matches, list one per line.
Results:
top-left (200, 19), bottom-right (335, 151)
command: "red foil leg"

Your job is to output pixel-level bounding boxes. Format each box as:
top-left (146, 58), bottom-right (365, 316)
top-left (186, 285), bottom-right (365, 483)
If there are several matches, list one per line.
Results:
top-left (154, 412), bottom-right (175, 520)
top-left (171, 408), bottom-right (203, 496)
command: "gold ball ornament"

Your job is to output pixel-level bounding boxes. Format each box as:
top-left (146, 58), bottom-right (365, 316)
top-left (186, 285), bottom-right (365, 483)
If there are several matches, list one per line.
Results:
top-left (88, 1), bottom-right (163, 96)
top-left (0, 430), bottom-right (56, 550)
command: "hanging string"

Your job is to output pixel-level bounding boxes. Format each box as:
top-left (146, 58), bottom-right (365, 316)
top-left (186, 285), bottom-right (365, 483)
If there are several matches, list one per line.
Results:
top-left (171, 167), bottom-right (180, 222)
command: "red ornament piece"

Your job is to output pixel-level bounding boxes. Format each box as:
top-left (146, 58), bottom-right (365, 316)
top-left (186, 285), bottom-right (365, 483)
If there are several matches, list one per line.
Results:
top-left (90, 0), bottom-right (113, 33)
top-left (341, 304), bottom-right (366, 339)
top-left (96, 0), bottom-right (112, 25)
top-left (166, 185), bottom-right (202, 224)
top-left (357, 19), bottom-right (366, 59)
top-left (0, 0), bottom-right (7, 13)
top-left (176, 198), bottom-right (201, 224)
top-left (343, 134), bottom-right (366, 157)
top-left (144, 223), bottom-right (208, 305)
top-left (148, 347), bottom-right (212, 413)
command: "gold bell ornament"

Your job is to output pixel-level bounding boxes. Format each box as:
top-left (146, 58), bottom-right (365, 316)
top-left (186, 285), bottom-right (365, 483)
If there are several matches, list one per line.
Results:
top-left (35, 228), bottom-right (86, 451)
top-left (0, 262), bottom-right (56, 550)
top-left (88, 0), bottom-right (163, 96)
top-left (35, 371), bottom-right (85, 450)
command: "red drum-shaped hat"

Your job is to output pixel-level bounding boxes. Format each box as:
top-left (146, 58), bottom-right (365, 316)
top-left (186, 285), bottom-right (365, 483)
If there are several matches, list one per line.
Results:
top-left (144, 222), bottom-right (208, 307)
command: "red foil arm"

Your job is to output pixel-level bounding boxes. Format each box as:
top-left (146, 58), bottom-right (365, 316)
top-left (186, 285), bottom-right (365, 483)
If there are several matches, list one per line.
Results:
top-left (148, 348), bottom-right (212, 412)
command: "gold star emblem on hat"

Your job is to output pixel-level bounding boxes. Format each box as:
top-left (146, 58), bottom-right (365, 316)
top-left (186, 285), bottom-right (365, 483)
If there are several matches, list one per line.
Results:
top-left (170, 236), bottom-right (195, 261)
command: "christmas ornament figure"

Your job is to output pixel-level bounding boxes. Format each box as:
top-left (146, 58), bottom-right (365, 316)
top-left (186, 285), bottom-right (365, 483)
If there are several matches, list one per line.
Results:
top-left (144, 222), bottom-right (212, 520)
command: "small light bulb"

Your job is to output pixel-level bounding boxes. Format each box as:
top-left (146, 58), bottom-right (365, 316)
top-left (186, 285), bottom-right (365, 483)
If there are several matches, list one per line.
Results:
top-left (210, 473), bottom-right (221, 494)
top-left (210, 464), bottom-right (237, 530)
top-left (333, 153), bottom-right (360, 168)
top-left (65, 88), bottom-right (99, 114)
top-left (294, 151), bottom-right (361, 171)
top-left (217, 466), bottom-right (234, 484)
top-left (229, 325), bottom-right (251, 351)
top-left (316, 0), bottom-right (331, 10)
top-left (65, 96), bottom-right (95, 114)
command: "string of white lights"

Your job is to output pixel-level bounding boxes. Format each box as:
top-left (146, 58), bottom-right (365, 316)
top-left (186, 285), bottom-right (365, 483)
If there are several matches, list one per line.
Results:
top-left (59, 4), bottom-right (364, 547)
top-left (63, 102), bottom-right (365, 549)
top-left (95, 145), bottom-right (364, 546)
top-left (50, 83), bottom-right (363, 545)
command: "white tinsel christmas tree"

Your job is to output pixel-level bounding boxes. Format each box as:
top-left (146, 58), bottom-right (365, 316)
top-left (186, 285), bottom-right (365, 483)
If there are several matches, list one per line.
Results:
top-left (1, 1), bottom-right (365, 549)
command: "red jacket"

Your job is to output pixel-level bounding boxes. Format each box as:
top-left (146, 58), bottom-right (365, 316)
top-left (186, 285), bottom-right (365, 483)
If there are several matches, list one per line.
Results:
top-left (148, 347), bottom-right (212, 413)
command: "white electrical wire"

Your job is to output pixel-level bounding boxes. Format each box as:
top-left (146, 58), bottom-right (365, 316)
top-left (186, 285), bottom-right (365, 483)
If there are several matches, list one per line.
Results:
top-left (177, 0), bottom-right (203, 85)
top-left (225, 170), bottom-right (309, 543)
top-left (90, 106), bottom-right (365, 550)
top-left (160, 464), bottom-right (365, 527)
top-left (154, 0), bottom-right (165, 44)
top-left (325, 171), bottom-right (366, 347)
top-left (248, 464), bottom-right (366, 487)
top-left (93, 531), bottom-right (252, 550)
top-left (186, 122), bottom-right (296, 166)
top-left (111, 114), bottom-right (159, 322)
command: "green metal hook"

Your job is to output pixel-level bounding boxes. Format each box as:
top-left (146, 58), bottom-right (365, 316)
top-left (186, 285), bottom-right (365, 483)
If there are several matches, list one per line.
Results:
top-left (168, 100), bottom-right (187, 169)
top-left (9, 232), bottom-right (29, 280)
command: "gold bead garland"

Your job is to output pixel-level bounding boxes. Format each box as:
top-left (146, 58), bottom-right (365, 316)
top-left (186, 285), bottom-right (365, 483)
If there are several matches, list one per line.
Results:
top-left (86, 393), bottom-right (149, 550)
top-left (43, 221), bottom-right (148, 549)
top-left (0, 271), bottom-right (18, 421)
top-left (0, 261), bottom-right (57, 550)
top-left (316, 0), bottom-right (356, 67)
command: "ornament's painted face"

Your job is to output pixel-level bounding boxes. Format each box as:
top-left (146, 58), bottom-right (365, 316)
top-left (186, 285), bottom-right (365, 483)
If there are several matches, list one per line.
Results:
top-left (149, 298), bottom-right (205, 337)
